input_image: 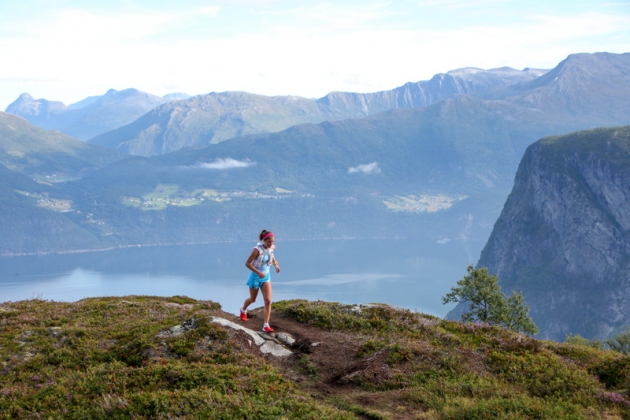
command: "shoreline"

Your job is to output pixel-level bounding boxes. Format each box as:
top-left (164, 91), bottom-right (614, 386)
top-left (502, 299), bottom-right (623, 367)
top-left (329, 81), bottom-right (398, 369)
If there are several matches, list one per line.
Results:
top-left (0, 235), bottom-right (415, 258)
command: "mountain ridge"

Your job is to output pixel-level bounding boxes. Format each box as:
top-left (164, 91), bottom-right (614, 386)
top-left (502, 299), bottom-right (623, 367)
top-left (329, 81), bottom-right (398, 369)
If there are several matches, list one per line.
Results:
top-left (89, 66), bottom-right (546, 156)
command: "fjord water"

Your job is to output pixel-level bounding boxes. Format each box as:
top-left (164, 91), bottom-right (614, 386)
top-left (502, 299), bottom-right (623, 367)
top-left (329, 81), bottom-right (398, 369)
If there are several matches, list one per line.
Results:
top-left (0, 239), bottom-right (481, 317)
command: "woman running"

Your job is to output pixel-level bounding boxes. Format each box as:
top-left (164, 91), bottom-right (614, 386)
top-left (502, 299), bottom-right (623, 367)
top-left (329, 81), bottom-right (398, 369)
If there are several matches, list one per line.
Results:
top-left (240, 230), bottom-right (280, 332)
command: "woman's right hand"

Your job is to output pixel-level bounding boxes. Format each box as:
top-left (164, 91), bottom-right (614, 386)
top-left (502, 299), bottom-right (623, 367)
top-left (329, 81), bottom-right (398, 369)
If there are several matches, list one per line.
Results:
top-left (257, 271), bottom-right (266, 279)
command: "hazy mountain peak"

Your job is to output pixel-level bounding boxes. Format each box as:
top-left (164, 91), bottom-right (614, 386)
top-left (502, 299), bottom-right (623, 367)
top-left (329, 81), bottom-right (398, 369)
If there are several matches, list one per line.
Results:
top-left (17, 92), bottom-right (34, 101)
top-left (446, 67), bottom-right (485, 74)
top-left (6, 88), bottom-right (169, 140)
top-left (6, 93), bottom-right (67, 120)
top-left (163, 92), bottom-right (191, 100)
top-left (483, 52), bottom-right (630, 123)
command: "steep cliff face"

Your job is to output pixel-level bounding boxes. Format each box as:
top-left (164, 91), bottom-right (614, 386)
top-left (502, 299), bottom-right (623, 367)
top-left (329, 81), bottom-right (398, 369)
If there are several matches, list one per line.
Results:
top-left (469, 126), bottom-right (630, 341)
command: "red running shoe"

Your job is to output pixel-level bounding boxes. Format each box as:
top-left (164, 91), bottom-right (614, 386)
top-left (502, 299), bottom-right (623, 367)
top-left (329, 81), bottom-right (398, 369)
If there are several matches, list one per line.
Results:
top-left (239, 308), bottom-right (248, 322)
top-left (262, 325), bottom-right (274, 333)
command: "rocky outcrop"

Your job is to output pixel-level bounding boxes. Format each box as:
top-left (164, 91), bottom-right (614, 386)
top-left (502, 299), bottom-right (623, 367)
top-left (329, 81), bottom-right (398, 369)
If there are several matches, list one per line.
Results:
top-left (211, 317), bottom-right (293, 357)
top-left (461, 126), bottom-right (630, 340)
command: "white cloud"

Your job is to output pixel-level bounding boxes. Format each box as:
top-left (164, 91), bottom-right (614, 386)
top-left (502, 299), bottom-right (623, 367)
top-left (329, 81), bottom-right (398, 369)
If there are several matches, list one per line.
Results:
top-left (348, 162), bottom-right (380, 174)
top-left (198, 158), bottom-right (254, 170)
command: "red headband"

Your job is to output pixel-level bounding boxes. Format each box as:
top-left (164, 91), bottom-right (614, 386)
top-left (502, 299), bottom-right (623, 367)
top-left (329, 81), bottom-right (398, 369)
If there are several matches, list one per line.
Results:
top-left (262, 232), bottom-right (274, 240)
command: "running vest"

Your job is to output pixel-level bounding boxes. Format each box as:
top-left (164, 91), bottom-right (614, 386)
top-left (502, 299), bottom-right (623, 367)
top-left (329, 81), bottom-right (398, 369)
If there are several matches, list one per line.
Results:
top-left (252, 242), bottom-right (276, 268)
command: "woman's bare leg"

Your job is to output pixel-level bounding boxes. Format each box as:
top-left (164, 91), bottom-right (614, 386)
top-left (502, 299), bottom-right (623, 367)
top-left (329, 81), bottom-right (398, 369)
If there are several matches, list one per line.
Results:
top-left (243, 287), bottom-right (259, 311)
top-left (260, 282), bottom-right (273, 324)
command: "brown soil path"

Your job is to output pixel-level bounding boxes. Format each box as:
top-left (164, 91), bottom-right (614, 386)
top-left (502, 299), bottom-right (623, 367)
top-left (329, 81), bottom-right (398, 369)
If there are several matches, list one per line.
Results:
top-left (208, 306), bottom-right (414, 419)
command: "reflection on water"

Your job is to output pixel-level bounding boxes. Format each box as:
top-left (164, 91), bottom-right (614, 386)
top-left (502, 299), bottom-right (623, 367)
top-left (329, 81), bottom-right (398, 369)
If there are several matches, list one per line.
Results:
top-left (0, 239), bottom-right (483, 317)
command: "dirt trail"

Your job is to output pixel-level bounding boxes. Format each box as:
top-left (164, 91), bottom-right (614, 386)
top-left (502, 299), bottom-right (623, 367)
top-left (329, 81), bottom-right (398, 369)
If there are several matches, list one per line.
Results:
top-left (208, 306), bottom-right (409, 419)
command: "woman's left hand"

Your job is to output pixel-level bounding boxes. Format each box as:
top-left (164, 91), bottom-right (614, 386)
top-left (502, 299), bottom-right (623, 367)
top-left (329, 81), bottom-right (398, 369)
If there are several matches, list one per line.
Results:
top-left (275, 266), bottom-right (281, 273)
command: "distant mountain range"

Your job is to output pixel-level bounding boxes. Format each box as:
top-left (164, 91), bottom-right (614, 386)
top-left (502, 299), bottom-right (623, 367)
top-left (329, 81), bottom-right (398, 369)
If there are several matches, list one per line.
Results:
top-left (447, 126), bottom-right (630, 341)
top-left (89, 67), bottom-right (546, 156)
top-left (1, 52), bottom-right (629, 259)
top-left (5, 89), bottom-right (190, 140)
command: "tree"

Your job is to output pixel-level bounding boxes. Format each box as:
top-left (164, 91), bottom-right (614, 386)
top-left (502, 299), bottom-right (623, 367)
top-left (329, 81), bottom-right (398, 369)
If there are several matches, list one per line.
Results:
top-left (442, 265), bottom-right (538, 335)
top-left (502, 291), bottom-right (539, 335)
top-left (606, 329), bottom-right (630, 354)
top-left (564, 334), bottom-right (604, 350)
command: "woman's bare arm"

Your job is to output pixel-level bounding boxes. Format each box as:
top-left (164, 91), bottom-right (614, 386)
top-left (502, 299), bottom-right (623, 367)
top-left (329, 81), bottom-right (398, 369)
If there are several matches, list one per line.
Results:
top-left (245, 249), bottom-right (265, 278)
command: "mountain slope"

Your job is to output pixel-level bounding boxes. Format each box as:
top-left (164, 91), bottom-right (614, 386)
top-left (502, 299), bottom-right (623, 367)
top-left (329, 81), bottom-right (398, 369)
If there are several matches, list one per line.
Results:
top-left (0, 162), bottom-right (105, 254)
top-left (89, 92), bottom-right (325, 156)
top-left (0, 111), bottom-right (125, 176)
top-left (89, 67), bottom-right (545, 156)
top-left (462, 126), bottom-right (630, 340)
top-left (484, 52), bottom-right (630, 124)
top-left (6, 89), bottom-right (169, 140)
top-left (0, 113), bottom-right (127, 254)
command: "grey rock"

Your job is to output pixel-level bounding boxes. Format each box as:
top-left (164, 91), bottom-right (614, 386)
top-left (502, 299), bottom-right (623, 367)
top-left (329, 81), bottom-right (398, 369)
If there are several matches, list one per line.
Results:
top-left (211, 317), bottom-right (292, 357)
top-left (210, 317), bottom-right (265, 346)
top-left (163, 302), bottom-right (193, 310)
top-left (276, 332), bottom-right (296, 346)
top-left (158, 318), bottom-right (197, 338)
top-left (259, 341), bottom-right (293, 357)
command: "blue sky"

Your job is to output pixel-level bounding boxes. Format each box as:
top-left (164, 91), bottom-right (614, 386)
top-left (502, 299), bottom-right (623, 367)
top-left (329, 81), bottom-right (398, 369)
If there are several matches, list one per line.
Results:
top-left (0, 0), bottom-right (629, 109)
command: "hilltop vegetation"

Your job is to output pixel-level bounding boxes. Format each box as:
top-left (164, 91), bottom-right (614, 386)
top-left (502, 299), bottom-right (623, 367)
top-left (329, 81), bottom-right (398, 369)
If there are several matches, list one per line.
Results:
top-left (1, 296), bottom-right (629, 419)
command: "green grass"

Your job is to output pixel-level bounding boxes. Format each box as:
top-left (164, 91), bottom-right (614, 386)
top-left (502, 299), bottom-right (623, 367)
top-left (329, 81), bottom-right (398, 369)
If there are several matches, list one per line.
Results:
top-left (122, 197), bottom-right (141, 207)
top-left (0, 297), bottom-right (354, 419)
top-left (274, 300), bottom-right (630, 419)
top-left (142, 184), bottom-right (179, 200)
top-left (140, 201), bottom-right (167, 211)
top-left (171, 199), bottom-right (201, 207)
top-left (2, 296), bottom-right (630, 419)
